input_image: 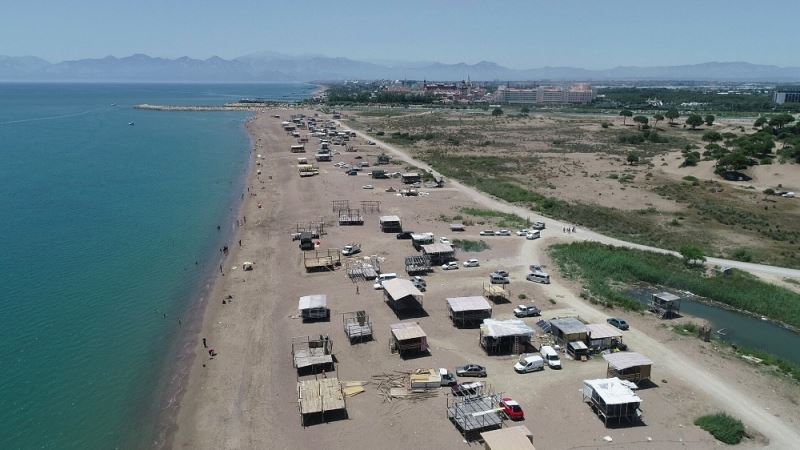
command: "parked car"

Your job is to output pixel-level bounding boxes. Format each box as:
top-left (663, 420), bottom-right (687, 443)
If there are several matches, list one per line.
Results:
top-left (373, 273), bottom-right (397, 290)
top-left (540, 345), bottom-right (562, 369)
top-left (513, 304), bottom-right (541, 317)
top-left (514, 355), bottom-right (544, 373)
top-left (526, 271), bottom-right (550, 284)
top-left (499, 397), bottom-right (525, 420)
top-left (525, 231), bottom-right (540, 240)
top-left (362, 184), bottom-right (374, 190)
top-left (439, 368), bottom-right (457, 386)
top-left (396, 231), bottom-right (414, 240)
top-left (412, 280), bottom-right (427, 292)
top-left (440, 236), bottom-right (451, 245)
top-left (490, 273), bottom-right (510, 284)
top-left (516, 229), bottom-right (530, 236)
top-left (411, 276), bottom-right (426, 287)
top-left (463, 258), bottom-right (480, 267)
top-left (479, 230), bottom-right (496, 236)
top-left (497, 229), bottom-right (511, 236)
top-left (341, 244), bottom-right (361, 256)
top-left (494, 270), bottom-right (509, 278)
top-left (367, 140), bottom-right (376, 145)
top-left (441, 261), bottom-right (459, 270)
top-left (531, 221), bottom-right (546, 230)
top-left (451, 381), bottom-right (484, 396)
top-left (455, 364), bottom-right (487, 377)
top-left (607, 317), bottom-right (630, 331)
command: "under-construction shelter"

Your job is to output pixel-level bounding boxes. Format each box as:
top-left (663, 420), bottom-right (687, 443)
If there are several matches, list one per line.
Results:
top-left (292, 335), bottom-right (334, 374)
top-left (549, 317), bottom-right (588, 346)
top-left (649, 292), bottom-right (681, 319)
top-left (379, 215), bottom-right (403, 232)
top-left (479, 319), bottom-right (534, 355)
top-left (586, 323), bottom-right (623, 351)
top-left (447, 391), bottom-right (505, 439)
top-left (390, 322), bottom-right (428, 356)
top-left (303, 249), bottom-right (341, 272)
top-left (297, 376), bottom-right (347, 426)
top-left (382, 278), bottom-right (424, 311)
top-left (338, 208), bottom-right (364, 225)
top-left (420, 243), bottom-right (455, 265)
top-left (342, 310), bottom-right (373, 343)
top-left (582, 377), bottom-right (643, 427)
top-left (299, 294), bottom-right (329, 321)
top-left (602, 352), bottom-right (653, 382)
top-left (483, 283), bottom-right (510, 303)
top-left (410, 233), bottom-right (434, 250)
top-left (447, 296), bottom-right (492, 328)
top-left (481, 426), bottom-right (536, 450)
top-left (331, 199), bottom-right (350, 212)
top-left (345, 256), bottom-right (380, 281)
top-left (360, 200), bottom-right (381, 214)
top-left (404, 255), bottom-right (432, 274)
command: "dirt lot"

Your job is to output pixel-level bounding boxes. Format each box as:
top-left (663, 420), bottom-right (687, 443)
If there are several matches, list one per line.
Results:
top-left (170, 109), bottom-right (800, 450)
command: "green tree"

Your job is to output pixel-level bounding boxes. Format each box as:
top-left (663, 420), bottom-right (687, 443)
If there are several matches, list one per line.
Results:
top-left (716, 151), bottom-right (753, 171)
top-left (665, 109), bottom-right (680, 125)
top-left (619, 109), bottom-right (633, 125)
top-left (653, 113), bottom-right (664, 128)
top-left (679, 245), bottom-right (706, 267)
top-left (520, 106), bottom-right (530, 114)
top-left (626, 152), bottom-right (640, 165)
top-left (686, 114), bottom-right (704, 129)
top-left (702, 131), bottom-right (723, 142)
top-left (633, 115), bottom-right (649, 129)
top-left (704, 114), bottom-right (715, 126)
top-left (768, 113), bottom-right (795, 129)
top-left (753, 116), bottom-right (767, 128)
top-left (492, 107), bottom-right (504, 117)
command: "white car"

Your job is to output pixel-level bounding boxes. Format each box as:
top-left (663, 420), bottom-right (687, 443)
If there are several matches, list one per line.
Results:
top-left (463, 258), bottom-right (480, 267)
top-left (516, 229), bottom-right (529, 236)
top-left (479, 230), bottom-right (496, 236)
top-left (441, 261), bottom-right (459, 270)
top-left (367, 140), bottom-right (376, 145)
top-left (497, 229), bottom-right (511, 236)
top-left (362, 184), bottom-right (374, 190)
top-left (526, 231), bottom-right (540, 240)
top-left (440, 237), bottom-right (451, 245)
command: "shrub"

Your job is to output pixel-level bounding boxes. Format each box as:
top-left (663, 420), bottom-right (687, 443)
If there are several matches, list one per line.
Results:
top-left (694, 413), bottom-right (746, 445)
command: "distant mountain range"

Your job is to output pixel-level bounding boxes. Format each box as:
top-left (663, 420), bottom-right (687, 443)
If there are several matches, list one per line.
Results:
top-left (2, 53), bottom-right (800, 82)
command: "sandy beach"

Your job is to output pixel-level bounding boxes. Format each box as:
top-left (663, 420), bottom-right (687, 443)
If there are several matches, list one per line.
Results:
top-left (167, 109), bottom-right (800, 450)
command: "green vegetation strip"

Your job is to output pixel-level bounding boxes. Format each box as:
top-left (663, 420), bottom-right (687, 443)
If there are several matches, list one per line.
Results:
top-left (694, 413), bottom-right (746, 445)
top-left (452, 239), bottom-right (489, 252)
top-left (460, 207), bottom-right (528, 229)
top-left (549, 242), bottom-right (800, 329)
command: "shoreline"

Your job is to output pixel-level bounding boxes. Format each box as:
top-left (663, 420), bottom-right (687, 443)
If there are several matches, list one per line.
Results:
top-left (151, 114), bottom-right (257, 449)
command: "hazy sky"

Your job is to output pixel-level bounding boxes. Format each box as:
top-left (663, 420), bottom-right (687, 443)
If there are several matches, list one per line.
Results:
top-left (2, 0), bottom-right (798, 68)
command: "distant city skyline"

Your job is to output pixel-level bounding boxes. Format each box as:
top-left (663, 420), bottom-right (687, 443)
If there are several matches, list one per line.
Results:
top-left (2, 0), bottom-right (799, 68)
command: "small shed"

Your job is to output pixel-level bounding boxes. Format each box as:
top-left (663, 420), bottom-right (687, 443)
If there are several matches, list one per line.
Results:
top-left (297, 378), bottom-right (346, 426)
top-left (586, 323), bottom-right (623, 351)
top-left (401, 172), bottom-right (421, 184)
top-left (480, 319), bottom-right (535, 355)
top-left (481, 426), bottom-right (536, 450)
top-left (299, 294), bottom-right (329, 321)
top-left (549, 317), bottom-right (588, 345)
top-left (382, 278), bottom-right (424, 311)
top-left (410, 233), bottom-right (434, 250)
top-left (291, 335), bottom-right (334, 374)
top-left (379, 215), bottom-right (403, 232)
top-left (602, 352), bottom-right (653, 382)
top-left (421, 243), bottom-right (456, 264)
top-left (390, 322), bottom-right (428, 356)
top-left (650, 292), bottom-right (681, 319)
top-left (567, 341), bottom-right (589, 360)
top-left (582, 377), bottom-right (643, 427)
top-left (447, 296), bottom-right (493, 327)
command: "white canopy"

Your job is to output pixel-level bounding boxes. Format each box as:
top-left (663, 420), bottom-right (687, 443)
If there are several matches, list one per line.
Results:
top-left (583, 377), bottom-right (642, 405)
top-left (382, 278), bottom-right (423, 300)
top-left (481, 319), bottom-right (534, 338)
top-left (602, 352), bottom-right (653, 371)
top-left (298, 294), bottom-right (327, 310)
top-left (447, 296), bottom-right (492, 312)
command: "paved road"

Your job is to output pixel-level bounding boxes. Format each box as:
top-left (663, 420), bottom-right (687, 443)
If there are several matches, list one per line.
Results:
top-left (343, 122), bottom-right (800, 281)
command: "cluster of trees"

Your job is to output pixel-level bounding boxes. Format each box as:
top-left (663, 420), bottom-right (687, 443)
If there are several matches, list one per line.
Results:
top-left (327, 87), bottom-right (436, 105)
top-left (600, 87), bottom-right (782, 112)
top-left (619, 110), bottom-right (714, 129)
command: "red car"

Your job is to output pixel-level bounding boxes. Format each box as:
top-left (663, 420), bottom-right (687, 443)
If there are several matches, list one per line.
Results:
top-left (499, 397), bottom-right (524, 421)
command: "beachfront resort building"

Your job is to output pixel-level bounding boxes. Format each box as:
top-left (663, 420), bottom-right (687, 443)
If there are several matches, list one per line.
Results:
top-left (496, 83), bottom-right (595, 105)
top-left (773, 87), bottom-right (800, 104)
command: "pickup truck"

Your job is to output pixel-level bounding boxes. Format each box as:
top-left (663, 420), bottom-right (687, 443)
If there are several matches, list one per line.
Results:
top-left (341, 244), bottom-right (361, 256)
top-left (513, 304), bottom-right (541, 317)
top-left (439, 368), bottom-right (457, 386)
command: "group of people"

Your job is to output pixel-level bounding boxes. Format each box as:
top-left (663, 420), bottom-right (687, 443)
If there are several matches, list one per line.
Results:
top-left (563, 225), bottom-right (578, 233)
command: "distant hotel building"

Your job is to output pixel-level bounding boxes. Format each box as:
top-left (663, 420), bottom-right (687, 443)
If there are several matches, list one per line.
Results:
top-left (773, 87), bottom-right (800, 105)
top-left (497, 83), bottom-right (595, 105)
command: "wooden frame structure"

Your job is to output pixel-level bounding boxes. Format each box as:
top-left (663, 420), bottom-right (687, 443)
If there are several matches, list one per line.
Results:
top-left (297, 376), bottom-right (346, 426)
top-left (404, 255), bottom-right (432, 274)
top-left (342, 311), bottom-right (373, 343)
top-left (291, 335), bottom-right (334, 374)
top-left (338, 208), bottom-right (364, 225)
top-left (303, 249), bottom-right (341, 271)
top-left (447, 391), bottom-right (505, 439)
top-left (360, 200), bottom-right (381, 214)
top-left (483, 283), bottom-right (510, 304)
top-left (602, 352), bottom-right (653, 382)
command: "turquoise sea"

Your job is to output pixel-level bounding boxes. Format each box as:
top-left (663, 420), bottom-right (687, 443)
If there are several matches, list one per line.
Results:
top-left (0, 83), bottom-right (315, 449)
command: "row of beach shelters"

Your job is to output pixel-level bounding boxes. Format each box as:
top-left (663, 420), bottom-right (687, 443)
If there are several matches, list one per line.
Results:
top-left (382, 278), bottom-right (424, 312)
top-left (390, 322), bottom-right (428, 357)
top-left (420, 243), bottom-right (455, 265)
top-left (582, 377), bottom-right (643, 427)
top-left (480, 319), bottom-right (535, 355)
top-left (602, 352), bottom-right (653, 382)
top-left (379, 215), bottom-right (403, 233)
top-left (447, 296), bottom-right (492, 328)
top-left (548, 317), bottom-right (588, 346)
top-left (585, 323), bottom-right (623, 352)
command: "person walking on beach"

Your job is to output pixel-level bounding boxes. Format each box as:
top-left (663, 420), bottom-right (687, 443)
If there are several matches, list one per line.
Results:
top-left (202, 338), bottom-right (207, 348)
top-left (238, 240), bottom-right (242, 246)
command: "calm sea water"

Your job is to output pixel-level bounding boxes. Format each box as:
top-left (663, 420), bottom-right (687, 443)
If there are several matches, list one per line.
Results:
top-left (0, 83), bottom-right (314, 449)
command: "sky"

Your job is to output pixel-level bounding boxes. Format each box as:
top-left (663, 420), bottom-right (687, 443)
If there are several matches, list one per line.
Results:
top-left (1, 0), bottom-right (798, 68)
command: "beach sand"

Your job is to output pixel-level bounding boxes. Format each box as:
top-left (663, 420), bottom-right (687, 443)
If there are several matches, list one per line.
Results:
top-left (167, 109), bottom-right (800, 449)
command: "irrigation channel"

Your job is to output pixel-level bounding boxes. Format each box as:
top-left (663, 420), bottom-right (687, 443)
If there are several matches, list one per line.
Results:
top-left (627, 287), bottom-right (800, 366)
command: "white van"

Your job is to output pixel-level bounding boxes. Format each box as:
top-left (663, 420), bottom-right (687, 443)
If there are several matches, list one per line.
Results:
top-left (514, 354), bottom-right (545, 373)
top-left (526, 271), bottom-right (551, 284)
top-left (540, 345), bottom-right (562, 369)
top-left (373, 273), bottom-right (397, 290)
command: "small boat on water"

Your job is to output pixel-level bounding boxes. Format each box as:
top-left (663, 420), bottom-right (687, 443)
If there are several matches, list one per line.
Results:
top-left (128, 122), bottom-right (135, 126)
